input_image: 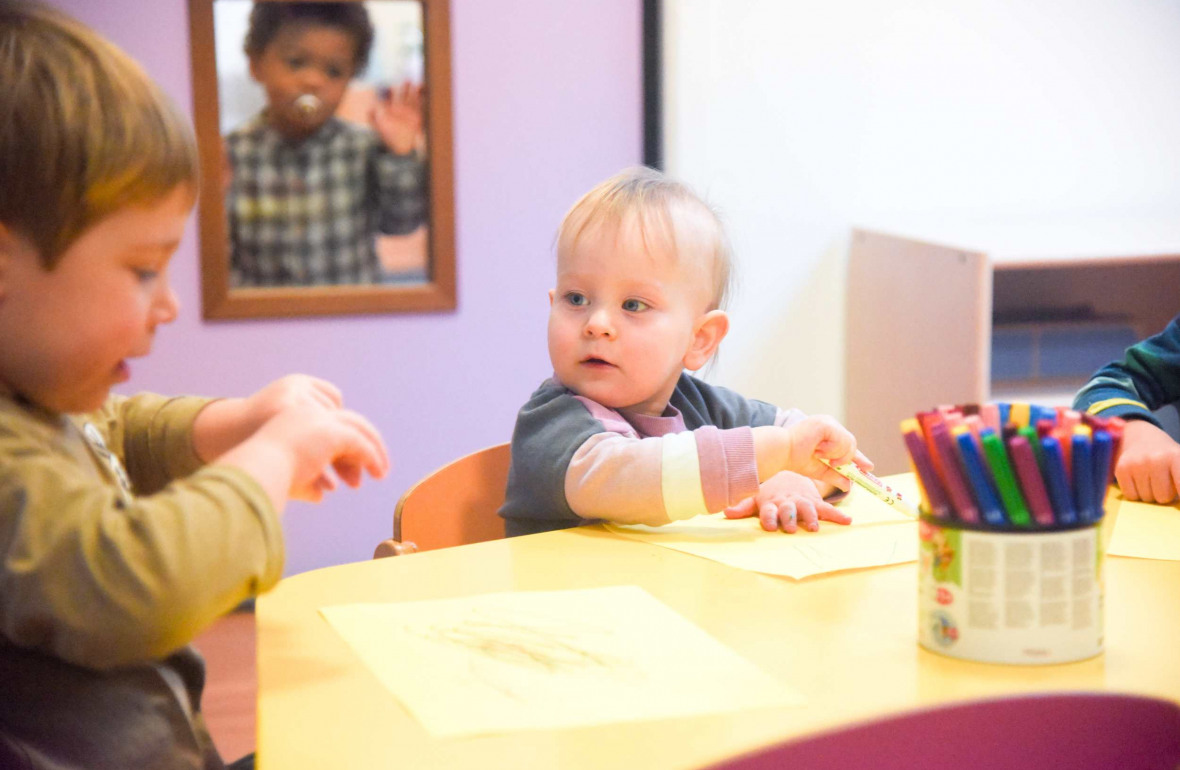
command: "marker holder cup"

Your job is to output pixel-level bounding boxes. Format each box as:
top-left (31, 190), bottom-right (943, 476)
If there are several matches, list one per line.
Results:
top-left (918, 517), bottom-right (1103, 665)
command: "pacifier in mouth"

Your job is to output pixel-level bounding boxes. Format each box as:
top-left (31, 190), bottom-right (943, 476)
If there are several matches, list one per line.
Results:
top-left (294, 93), bottom-right (323, 116)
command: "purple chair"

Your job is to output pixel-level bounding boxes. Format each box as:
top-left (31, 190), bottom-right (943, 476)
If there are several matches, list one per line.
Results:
top-left (706, 693), bottom-right (1180, 770)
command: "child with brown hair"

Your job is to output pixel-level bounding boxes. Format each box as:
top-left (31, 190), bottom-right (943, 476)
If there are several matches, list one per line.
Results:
top-left (0, 3), bottom-right (388, 767)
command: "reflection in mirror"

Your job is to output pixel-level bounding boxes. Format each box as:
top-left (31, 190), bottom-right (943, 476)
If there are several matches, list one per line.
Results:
top-left (189, 0), bottom-right (455, 318)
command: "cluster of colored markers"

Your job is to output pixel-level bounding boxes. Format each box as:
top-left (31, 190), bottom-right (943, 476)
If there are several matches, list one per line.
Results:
top-left (900, 403), bottom-right (1123, 529)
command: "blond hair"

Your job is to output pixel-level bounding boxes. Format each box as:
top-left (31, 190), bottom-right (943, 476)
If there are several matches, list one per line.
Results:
top-left (0, 1), bottom-right (198, 267)
top-left (556, 166), bottom-right (734, 311)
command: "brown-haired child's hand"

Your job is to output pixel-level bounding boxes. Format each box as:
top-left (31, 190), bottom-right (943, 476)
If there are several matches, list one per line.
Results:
top-left (723, 471), bottom-right (852, 533)
top-left (193, 374), bottom-right (345, 463)
top-left (259, 405), bottom-right (390, 503)
top-left (1114, 419), bottom-right (1180, 503)
top-left (213, 400), bottom-right (389, 511)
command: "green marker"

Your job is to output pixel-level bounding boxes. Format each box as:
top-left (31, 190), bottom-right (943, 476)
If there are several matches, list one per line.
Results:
top-left (1018, 426), bottom-right (1043, 467)
top-left (981, 430), bottom-right (1032, 527)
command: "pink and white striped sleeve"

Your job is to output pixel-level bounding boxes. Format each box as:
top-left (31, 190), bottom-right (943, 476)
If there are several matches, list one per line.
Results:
top-left (564, 425), bottom-right (762, 526)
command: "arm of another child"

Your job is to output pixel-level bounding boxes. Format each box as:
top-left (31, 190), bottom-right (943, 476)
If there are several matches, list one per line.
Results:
top-left (192, 375), bottom-right (389, 512)
top-left (1113, 419), bottom-right (1180, 504)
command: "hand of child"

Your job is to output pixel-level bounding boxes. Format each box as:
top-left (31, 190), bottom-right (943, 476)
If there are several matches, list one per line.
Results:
top-left (753, 415), bottom-right (858, 490)
top-left (257, 404), bottom-right (389, 503)
top-left (372, 80), bottom-right (423, 156)
top-left (217, 402), bottom-right (390, 509)
top-left (193, 374), bottom-right (344, 463)
top-left (723, 471), bottom-right (852, 533)
top-left (1114, 419), bottom-right (1180, 503)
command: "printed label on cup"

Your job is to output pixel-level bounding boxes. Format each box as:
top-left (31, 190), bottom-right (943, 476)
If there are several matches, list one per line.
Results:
top-left (917, 519), bottom-right (1103, 665)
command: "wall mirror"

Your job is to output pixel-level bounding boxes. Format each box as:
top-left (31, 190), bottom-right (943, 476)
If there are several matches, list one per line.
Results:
top-left (188, 0), bottom-right (454, 319)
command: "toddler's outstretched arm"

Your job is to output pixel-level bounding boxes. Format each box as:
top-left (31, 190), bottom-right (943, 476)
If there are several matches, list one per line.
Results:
top-left (752, 414), bottom-right (859, 489)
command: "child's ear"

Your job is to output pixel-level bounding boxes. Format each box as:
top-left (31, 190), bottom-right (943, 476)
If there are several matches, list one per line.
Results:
top-left (0, 223), bottom-right (23, 300)
top-left (247, 55), bottom-right (263, 83)
top-left (683, 310), bottom-right (729, 371)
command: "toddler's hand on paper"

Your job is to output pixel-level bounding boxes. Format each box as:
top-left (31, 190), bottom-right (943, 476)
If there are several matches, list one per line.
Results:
top-left (724, 471), bottom-right (852, 533)
top-left (1115, 420), bottom-right (1180, 503)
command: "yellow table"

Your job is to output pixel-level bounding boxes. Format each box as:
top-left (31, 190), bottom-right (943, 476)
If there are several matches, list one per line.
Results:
top-left (257, 501), bottom-right (1180, 769)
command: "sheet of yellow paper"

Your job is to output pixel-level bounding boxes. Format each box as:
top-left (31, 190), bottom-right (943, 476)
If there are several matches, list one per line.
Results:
top-left (320, 586), bottom-right (804, 737)
top-left (1107, 494), bottom-right (1180, 560)
top-left (605, 473), bottom-right (919, 579)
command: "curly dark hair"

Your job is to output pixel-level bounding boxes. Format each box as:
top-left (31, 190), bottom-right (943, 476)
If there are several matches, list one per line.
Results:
top-left (243, 2), bottom-right (375, 73)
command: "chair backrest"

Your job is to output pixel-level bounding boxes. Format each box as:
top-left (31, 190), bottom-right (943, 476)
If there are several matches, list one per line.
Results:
top-left (374, 443), bottom-right (511, 557)
top-left (707, 693), bottom-right (1180, 770)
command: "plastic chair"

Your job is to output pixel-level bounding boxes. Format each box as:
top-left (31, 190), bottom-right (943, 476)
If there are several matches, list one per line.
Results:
top-left (705, 693), bottom-right (1180, 770)
top-left (373, 443), bottom-right (511, 557)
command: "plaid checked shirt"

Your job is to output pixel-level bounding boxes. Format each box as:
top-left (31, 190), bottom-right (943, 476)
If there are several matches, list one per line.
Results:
top-left (225, 114), bottom-right (427, 287)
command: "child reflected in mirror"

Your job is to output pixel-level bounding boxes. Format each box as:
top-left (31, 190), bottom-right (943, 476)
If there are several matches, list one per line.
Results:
top-left (225, 2), bottom-right (427, 287)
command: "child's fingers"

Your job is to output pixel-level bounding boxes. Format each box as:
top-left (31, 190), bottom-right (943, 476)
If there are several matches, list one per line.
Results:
top-left (332, 458), bottom-right (363, 488)
top-left (1116, 464), bottom-right (1140, 501)
top-left (817, 501), bottom-right (853, 526)
top-left (309, 378), bottom-right (344, 409)
top-left (723, 497), bottom-right (757, 519)
top-left (852, 450), bottom-right (874, 473)
top-left (794, 499), bottom-right (820, 532)
top-left (761, 500), bottom-right (798, 533)
top-left (335, 410), bottom-right (391, 477)
top-left (1149, 462), bottom-right (1177, 504)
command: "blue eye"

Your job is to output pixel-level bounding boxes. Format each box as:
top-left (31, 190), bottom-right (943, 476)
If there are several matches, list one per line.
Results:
top-left (133, 268), bottom-right (159, 283)
top-left (565, 292), bottom-right (588, 307)
top-left (622, 298), bottom-right (649, 312)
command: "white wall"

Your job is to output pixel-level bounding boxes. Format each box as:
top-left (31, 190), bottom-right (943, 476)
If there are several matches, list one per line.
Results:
top-left (664, 0), bottom-right (1180, 418)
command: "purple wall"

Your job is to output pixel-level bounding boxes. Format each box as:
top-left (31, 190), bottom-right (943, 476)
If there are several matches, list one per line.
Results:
top-left (51, 0), bottom-right (643, 575)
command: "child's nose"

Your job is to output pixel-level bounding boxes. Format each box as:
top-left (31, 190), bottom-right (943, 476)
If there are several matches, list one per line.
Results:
top-left (299, 67), bottom-right (328, 91)
top-left (583, 308), bottom-right (615, 338)
top-left (152, 280), bottom-right (180, 326)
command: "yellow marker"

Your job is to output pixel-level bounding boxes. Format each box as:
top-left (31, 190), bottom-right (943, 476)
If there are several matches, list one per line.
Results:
top-left (822, 460), bottom-right (920, 519)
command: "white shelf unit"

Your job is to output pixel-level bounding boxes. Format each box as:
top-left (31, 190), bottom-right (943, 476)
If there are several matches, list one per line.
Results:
top-left (844, 223), bottom-right (1180, 474)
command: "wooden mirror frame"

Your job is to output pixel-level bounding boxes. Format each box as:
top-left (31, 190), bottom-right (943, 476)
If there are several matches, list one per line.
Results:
top-left (187, 0), bottom-right (455, 319)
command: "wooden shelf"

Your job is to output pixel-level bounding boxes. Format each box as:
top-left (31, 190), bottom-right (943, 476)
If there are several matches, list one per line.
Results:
top-left (844, 224), bottom-right (1180, 474)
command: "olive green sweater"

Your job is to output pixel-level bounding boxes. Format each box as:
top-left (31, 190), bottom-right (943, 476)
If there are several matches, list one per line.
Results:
top-left (0, 390), bottom-right (282, 769)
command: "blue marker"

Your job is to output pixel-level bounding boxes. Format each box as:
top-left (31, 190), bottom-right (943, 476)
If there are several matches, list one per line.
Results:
top-left (1091, 430), bottom-right (1114, 521)
top-left (1071, 433), bottom-right (1094, 522)
top-left (1040, 436), bottom-right (1077, 526)
top-left (955, 429), bottom-right (1006, 526)
top-left (1029, 404), bottom-right (1055, 426)
top-left (997, 402), bottom-right (1010, 426)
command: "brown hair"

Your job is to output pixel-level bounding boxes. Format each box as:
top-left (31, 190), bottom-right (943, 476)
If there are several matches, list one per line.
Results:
top-left (0, 0), bottom-right (198, 267)
top-left (243, 2), bottom-right (374, 73)
top-left (556, 166), bottom-right (734, 311)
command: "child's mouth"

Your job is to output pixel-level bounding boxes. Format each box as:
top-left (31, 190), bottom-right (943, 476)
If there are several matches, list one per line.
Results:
top-left (294, 94), bottom-right (323, 117)
top-left (582, 357), bottom-right (613, 367)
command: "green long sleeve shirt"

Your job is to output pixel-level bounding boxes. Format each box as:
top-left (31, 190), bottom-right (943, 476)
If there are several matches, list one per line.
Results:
top-left (0, 389), bottom-right (282, 769)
